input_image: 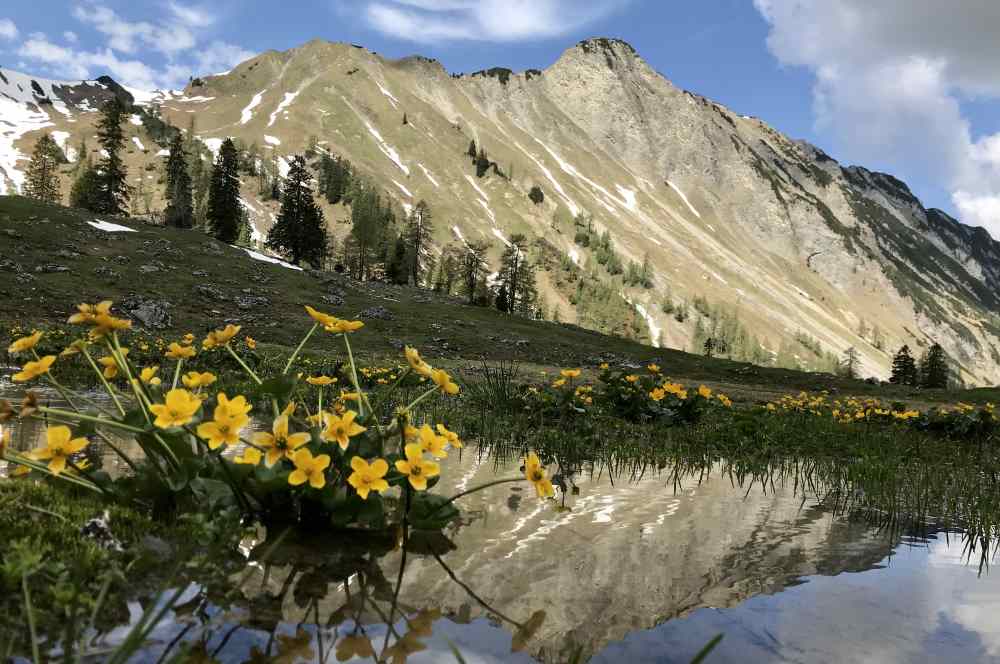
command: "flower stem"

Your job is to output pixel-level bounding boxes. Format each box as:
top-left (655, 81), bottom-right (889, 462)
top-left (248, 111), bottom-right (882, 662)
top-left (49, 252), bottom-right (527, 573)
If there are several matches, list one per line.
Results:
top-left (283, 324), bottom-right (318, 375)
top-left (80, 346), bottom-right (126, 417)
top-left (402, 386), bottom-right (440, 414)
top-left (36, 407), bottom-right (146, 434)
top-left (226, 345), bottom-right (262, 385)
top-left (172, 359), bottom-right (184, 390)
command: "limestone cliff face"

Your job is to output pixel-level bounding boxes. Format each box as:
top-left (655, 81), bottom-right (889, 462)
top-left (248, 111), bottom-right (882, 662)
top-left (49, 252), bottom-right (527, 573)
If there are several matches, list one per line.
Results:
top-left (3, 37), bottom-right (999, 384)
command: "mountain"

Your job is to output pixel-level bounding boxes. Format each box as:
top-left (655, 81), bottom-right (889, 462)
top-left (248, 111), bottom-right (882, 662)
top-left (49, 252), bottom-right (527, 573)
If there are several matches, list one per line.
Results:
top-left (2, 37), bottom-right (999, 385)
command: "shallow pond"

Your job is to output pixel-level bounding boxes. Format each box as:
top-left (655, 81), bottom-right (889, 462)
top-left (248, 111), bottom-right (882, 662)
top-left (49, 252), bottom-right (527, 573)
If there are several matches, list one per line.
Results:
top-left (3, 382), bottom-right (999, 662)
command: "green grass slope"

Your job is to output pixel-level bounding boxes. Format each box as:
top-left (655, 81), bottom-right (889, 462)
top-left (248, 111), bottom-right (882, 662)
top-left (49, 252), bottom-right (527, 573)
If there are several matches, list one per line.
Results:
top-left (1, 196), bottom-right (993, 405)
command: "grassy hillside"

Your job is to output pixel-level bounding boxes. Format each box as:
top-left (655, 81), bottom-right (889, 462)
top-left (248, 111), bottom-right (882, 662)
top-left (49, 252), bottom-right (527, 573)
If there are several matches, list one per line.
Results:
top-left (1, 196), bottom-right (994, 406)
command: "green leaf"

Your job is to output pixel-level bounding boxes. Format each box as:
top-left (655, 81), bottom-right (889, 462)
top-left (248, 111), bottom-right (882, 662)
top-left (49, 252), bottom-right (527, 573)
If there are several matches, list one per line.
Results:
top-left (408, 493), bottom-right (459, 531)
top-left (257, 375), bottom-right (298, 403)
top-left (190, 477), bottom-right (235, 509)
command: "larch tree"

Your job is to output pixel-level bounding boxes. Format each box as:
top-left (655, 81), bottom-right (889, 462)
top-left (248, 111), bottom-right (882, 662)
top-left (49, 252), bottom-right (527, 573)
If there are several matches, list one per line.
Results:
top-left (459, 241), bottom-right (491, 305)
top-left (23, 133), bottom-right (62, 204)
top-left (404, 200), bottom-right (434, 285)
top-left (95, 96), bottom-right (130, 215)
top-left (207, 138), bottom-right (243, 244)
top-left (266, 155), bottom-right (329, 268)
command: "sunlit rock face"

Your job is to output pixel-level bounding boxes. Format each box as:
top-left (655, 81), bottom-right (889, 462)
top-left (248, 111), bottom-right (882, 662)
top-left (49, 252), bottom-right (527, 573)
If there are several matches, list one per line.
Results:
top-left (5, 36), bottom-right (1000, 383)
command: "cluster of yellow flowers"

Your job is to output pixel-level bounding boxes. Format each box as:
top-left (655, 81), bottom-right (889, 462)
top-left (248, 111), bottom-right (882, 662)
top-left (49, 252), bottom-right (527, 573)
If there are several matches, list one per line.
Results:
top-left (763, 391), bottom-right (940, 424)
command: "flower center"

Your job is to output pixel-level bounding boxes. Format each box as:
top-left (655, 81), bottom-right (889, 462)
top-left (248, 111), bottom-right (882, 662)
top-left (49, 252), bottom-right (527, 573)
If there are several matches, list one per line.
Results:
top-left (411, 466), bottom-right (422, 476)
top-left (531, 470), bottom-right (544, 482)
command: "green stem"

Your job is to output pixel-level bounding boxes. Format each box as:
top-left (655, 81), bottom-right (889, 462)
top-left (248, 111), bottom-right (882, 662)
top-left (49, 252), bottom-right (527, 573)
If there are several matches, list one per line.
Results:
top-left (427, 478), bottom-right (525, 519)
top-left (403, 386), bottom-right (440, 414)
top-left (36, 407), bottom-right (146, 434)
top-left (172, 359), bottom-right (184, 390)
top-left (110, 334), bottom-right (147, 424)
top-left (342, 334), bottom-right (366, 418)
top-left (80, 346), bottom-right (126, 416)
top-left (22, 575), bottom-right (40, 664)
top-left (227, 345), bottom-right (262, 385)
top-left (284, 324), bottom-right (318, 375)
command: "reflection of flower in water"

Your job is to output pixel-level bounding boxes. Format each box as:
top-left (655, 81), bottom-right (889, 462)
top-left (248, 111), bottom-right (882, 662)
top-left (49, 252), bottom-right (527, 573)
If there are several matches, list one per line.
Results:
top-left (336, 633), bottom-right (375, 661)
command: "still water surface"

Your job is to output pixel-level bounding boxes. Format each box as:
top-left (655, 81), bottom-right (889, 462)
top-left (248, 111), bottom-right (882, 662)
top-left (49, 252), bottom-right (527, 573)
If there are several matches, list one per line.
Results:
top-left (3, 382), bottom-right (998, 662)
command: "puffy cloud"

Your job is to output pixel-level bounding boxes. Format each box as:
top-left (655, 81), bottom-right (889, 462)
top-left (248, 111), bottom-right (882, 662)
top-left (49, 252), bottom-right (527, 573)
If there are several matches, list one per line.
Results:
top-left (0, 18), bottom-right (18, 40)
top-left (754, 0), bottom-right (1000, 238)
top-left (14, 3), bottom-right (251, 92)
top-left (363, 0), bottom-right (628, 43)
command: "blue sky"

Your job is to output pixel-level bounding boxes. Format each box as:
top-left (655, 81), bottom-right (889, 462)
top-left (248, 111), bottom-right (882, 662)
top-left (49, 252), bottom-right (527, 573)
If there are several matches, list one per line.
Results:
top-left (2, 0), bottom-right (999, 235)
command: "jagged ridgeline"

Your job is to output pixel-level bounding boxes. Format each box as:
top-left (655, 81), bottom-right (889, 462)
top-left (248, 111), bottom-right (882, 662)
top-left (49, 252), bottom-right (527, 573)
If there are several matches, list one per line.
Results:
top-left (2, 36), bottom-right (999, 384)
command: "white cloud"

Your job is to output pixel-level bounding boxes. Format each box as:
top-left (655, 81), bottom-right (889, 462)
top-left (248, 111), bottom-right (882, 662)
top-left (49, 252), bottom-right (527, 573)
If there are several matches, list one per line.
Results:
top-left (14, 4), bottom-right (252, 92)
top-left (363, 0), bottom-right (628, 43)
top-left (754, 0), bottom-right (1000, 239)
top-left (0, 18), bottom-right (18, 40)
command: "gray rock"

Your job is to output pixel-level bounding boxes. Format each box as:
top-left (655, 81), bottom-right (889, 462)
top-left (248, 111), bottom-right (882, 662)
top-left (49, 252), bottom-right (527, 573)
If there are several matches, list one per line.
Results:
top-left (113, 255), bottom-right (131, 265)
top-left (358, 306), bottom-right (394, 321)
top-left (321, 293), bottom-right (345, 306)
top-left (0, 259), bottom-right (22, 273)
top-left (196, 284), bottom-right (226, 300)
top-left (93, 266), bottom-right (119, 281)
top-left (138, 264), bottom-right (161, 274)
top-left (236, 294), bottom-right (270, 310)
top-left (192, 270), bottom-right (209, 278)
top-left (34, 264), bottom-right (70, 273)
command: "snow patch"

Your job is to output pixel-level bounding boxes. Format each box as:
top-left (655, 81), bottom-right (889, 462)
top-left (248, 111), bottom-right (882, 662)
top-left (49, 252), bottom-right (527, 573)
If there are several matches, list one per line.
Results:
top-left (362, 120), bottom-right (409, 175)
top-left (615, 185), bottom-right (638, 211)
top-left (200, 137), bottom-right (223, 156)
top-left (129, 114), bottom-right (143, 126)
top-left (418, 164), bottom-right (439, 188)
top-left (451, 226), bottom-right (468, 246)
top-left (263, 135), bottom-right (281, 146)
top-left (491, 228), bottom-right (512, 247)
top-left (464, 175), bottom-right (489, 201)
top-left (277, 156), bottom-right (290, 178)
top-left (123, 86), bottom-right (159, 106)
top-left (0, 96), bottom-right (53, 193)
top-left (633, 301), bottom-right (661, 348)
top-left (377, 82), bottom-right (400, 109)
top-left (89, 220), bottom-right (136, 233)
top-left (569, 248), bottom-right (581, 266)
top-left (513, 141), bottom-right (580, 217)
top-left (242, 248), bottom-right (303, 271)
top-left (268, 91), bottom-right (299, 128)
top-left (478, 199), bottom-right (497, 226)
top-left (393, 180), bottom-right (413, 198)
top-left (131, 136), bottom-right (145, 151)
top-left (51, 131), bottom-right (72, 160)
top-left (241, 91), bottom-right (265, 125)
top-left (402, 202), bottom-right (413, 216)
top-left (667, 180), bottom-right (701, 218)
top-left (156, 149), bottom-right (169, 157)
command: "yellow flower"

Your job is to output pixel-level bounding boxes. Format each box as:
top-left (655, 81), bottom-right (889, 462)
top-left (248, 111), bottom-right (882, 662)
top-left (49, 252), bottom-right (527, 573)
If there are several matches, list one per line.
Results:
top-left (149, 389), bottom-right (202, 429)
top-left (196, 393), bottom-right (251, 449)
top-left (325, 319), bottom-right (364, 334)
top-left (233, 447), bottom-right (262, 465)
top-left (395, 443), bottom-right (440, 491)
top-left (28, 425), bottom-right (89, 475)
top-left (165, 342), bottom-right (196, 360)
top-left (245, 336), bottom-right (257, 350)
top-left (203, 324), bottom-right (241, 349)
top-left (524, 452), bottom-right (554, 499)
top-left (60, 339), bottom-right (88, 357)
top-left (647, 364), bottom-right (661, 374)
top-left (254, 415), bottom-right (311, 467)
top-left (288, 449), bottom-right (331, 489)
top-left (431, 368), bottom-right (460, 395)
top-left (321, 410), bottom-right (367, 450)
top-left (552, 378), bottom-right (567, 388)
top-left (625, 375), bottom-right (640, 383)
top-left (182, 333), bottom-right (195, 345)
top-left (347, 456), bottom-right (389, 499)
top-left (698, 385), bottom-right (712, 399)
top-left (140, 366), bottom-right (162, 386)
top-left (560, 368), bottom-right (582, 379)
top-left (336, 634), bottom-right (376, 662)
top-left (8, 330), bottom-right (43, 354)
top-left (97, 348), bottom-right (128, 379)
top-left (717, 394), bottom-right (733, 408)
top-left (436, 423), bottom-right (462, 449)
top-left (599, 362), bottom-right (610, 370)
top-left (13, 355), bottom-right (56, 382)
top-left (405, 346), bottom-right (433, 377)
top-left (182, 371), bottom-right (217, 390)
top-left (305, 305), bottom-right (338, 327)
top-left (649, 387), bottom-right (666, 402)
top-left (416, 424), bottom-right (449, 459)
top-left (306, 375), bottom-right (337, 387)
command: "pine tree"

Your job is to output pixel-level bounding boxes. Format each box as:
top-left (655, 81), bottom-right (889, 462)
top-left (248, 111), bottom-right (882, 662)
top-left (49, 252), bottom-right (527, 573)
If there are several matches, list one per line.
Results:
top-left (404, 200), bottom-right (434, 285)
top-left (70, 166), bottom-right (103, 212)
top-left (459, 241), bottom-right (490, 305)
top-left (515, 259), bottom-right (538, 316)
top-left (266, 155), bottom-right (329, 268)
top-left (350, 184), bottom-right (387, 280)
top-left (207, 138), bottom-right (242, 243)
top-left (164, 133), bottom-right (194, 228)
top-left (497, 234), bottom-right (534, 315)
top-left (94, 96), bottom-right (130, 215)
top-left (529, 185), bottom-right (544, 205)
top-left (23, 133), bottom-right (62, 204)
top-left (921, 342), bottom-right (949, 389)
top-left (475, 147), bottom-right (490, 178)
top-left (890, 345), bottom-right (918, 386)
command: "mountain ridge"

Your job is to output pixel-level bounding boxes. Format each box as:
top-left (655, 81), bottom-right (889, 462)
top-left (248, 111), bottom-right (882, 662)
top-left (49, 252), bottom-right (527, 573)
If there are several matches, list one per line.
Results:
top-left (2, 37), bottom-right (998, 385)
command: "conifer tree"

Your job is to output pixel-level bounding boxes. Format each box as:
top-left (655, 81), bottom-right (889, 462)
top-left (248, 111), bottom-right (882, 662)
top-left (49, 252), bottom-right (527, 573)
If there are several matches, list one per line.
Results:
top-left (23, 133), bottom-right (62, 204)
top-left (467, 140), bottom-right (477, 160)
top-left (497, 234), bottom-right (534, 315)
top-left (459, 241), bottom-right (490, 305)
top-left (95, 96), bottom-right (130, 215)
top-left (841, 346), bottom-right (860, 379)
top-left (267, 155), bottom-right (329, 268)
top-left (920, 342), bottom-right (949, 389)
top-left (207, 138), bottom-right (242, 243)
top-left (890, 345), bottom-right (918, 386)
top-left (70, 166), bottom-right (103, 212)
top-left (529, 185), bottom-right (544, 205)
top-left (164, 133), bottom-right (193, 228)
top-left (404, 200), bottom-right (434, 285)
top-left (475, 147), bottom-right (490, 178)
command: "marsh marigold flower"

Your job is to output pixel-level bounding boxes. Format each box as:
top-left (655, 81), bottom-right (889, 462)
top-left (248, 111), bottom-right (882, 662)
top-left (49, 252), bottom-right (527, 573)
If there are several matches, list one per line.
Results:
top-left (288, 449), bottom-right (331, 489)
top-left (150, 389), bottom-right (202, 429)
top-left (321, 410), bottom-right (367, 450)
top-left (13, 355), bottom-right (56, 382)
top-left (405, 346), bottom-right (433, 377)
top-left (560, 368), bottom-right (581, 379)
top-left (306, 375), bottom-right (336, 387)
top-left (347, 456), bottom-right (389, 499)
top-left (233, 447), bottom-right (262, 465)
top-left (254, 415), bottom-right (311, 467)
top-left (416, 424), bottom-right (449, 459)
top-left (326, 318), bottom-right (364, 334)
top-left (649, 387), bottom-right (666, 402)
top-left (140, 366), bottom-right (161, 386)
top-left (203, 324), bottom-right (241, 349)
top-left (197, 393), bottom-right (251, 449)
top-left (524, 452), bottom-right (555, 499)
top-left (182, 371), bottom-right (217, 390)
top-left (245, 336), bottom-right (257, 350)
top-left (698, 385), bottom-right (712, 399)
top-left (8, 330), bottom-right (42, 354)
top-left (647, 364), bottom-right (661, 374)
top-left (436, 423), bottom-right (462, 449)
top-left (305, 305), bottom-right (338, 327)
top-left (29, 425), bottom-right (89, 476)
top-left (165, 342), bottom-right (196, 360)
top-left (395, 443), bottom-right (440, 491)
top-left (98, 349), bottom-right (128, 379)
top-left (431, 368), bottom-right (459, 395)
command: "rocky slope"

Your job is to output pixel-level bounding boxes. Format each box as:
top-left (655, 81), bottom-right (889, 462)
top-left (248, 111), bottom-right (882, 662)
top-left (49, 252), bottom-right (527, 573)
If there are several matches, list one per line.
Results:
top-left (2, 38), bottom-right (999, 385)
